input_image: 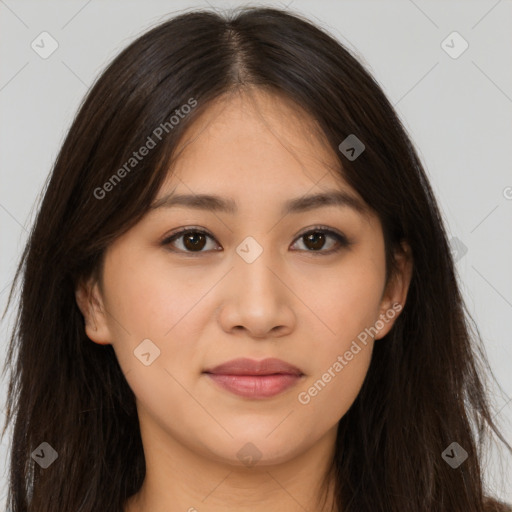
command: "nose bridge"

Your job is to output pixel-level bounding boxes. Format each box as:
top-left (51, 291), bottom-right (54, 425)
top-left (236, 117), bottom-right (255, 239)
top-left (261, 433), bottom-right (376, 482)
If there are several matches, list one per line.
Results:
top-left (234, 234), bottom-right (280, 297)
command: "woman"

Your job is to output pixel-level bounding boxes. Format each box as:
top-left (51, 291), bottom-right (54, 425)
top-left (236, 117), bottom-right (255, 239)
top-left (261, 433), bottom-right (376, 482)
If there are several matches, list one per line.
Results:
top-left (2, 6), bottom-right (511, 512)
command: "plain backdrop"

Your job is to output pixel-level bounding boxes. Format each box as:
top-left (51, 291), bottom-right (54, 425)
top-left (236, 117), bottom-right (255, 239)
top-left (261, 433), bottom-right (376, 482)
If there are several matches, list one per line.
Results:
top-left (1, 0), bottom-right (511, 508)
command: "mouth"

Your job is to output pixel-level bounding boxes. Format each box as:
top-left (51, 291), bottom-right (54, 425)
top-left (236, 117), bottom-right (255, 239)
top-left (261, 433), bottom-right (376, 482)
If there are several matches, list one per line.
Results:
top-left (203, 357), bottom-right (304, 399)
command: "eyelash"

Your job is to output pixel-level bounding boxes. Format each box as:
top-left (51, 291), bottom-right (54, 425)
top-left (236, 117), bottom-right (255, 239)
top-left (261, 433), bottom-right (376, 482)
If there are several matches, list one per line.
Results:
top-left (161, 225), bottom-right (351, 257)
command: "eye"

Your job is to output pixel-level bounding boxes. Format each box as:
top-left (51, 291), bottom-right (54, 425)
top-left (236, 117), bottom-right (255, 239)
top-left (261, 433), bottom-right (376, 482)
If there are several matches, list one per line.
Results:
top-left (161, 228), bottom-right (219, 254)
top-left (161, 225), bottom-right (351, 255)
top-left (290, 226), bottom-right (351, 255)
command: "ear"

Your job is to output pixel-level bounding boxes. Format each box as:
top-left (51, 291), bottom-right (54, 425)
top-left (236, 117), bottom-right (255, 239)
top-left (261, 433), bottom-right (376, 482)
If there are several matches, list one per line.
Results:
top-left (374, 240), bottom-right (413, 340)
top-left (75, 276), bottom-right (112, 345)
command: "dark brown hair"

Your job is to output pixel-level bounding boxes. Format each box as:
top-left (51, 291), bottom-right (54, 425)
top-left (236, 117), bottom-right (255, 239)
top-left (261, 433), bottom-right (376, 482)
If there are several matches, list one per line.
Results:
top-left (2, 6), bottom-right (511, 512)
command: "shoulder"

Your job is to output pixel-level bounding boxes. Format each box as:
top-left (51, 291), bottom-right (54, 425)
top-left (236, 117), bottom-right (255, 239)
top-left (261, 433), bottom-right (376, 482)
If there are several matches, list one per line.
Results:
top-left (483, 496), bottom-right (512, 512)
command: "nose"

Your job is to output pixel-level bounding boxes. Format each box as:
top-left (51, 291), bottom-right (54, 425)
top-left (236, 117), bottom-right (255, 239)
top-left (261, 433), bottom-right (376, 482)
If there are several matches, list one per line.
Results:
top-left (217, 241), bottom-right (296, 339)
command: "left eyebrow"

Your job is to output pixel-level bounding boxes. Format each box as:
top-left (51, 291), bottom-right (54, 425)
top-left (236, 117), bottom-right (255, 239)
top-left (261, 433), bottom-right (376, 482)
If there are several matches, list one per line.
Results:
top-left (150, 190), bottom-right (369, 217)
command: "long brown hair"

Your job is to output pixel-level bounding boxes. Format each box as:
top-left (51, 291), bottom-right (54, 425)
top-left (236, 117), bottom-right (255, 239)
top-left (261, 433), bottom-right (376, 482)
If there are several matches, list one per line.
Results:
top-left (2, 6), bottom-right (511, 512)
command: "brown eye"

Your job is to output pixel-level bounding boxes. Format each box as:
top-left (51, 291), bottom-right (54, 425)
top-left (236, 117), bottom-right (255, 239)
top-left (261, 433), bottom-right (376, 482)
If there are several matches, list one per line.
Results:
top-left (182, 232), bottom-right (207, 251)
top-left (303, 231), bottom-right (327, 251)
top-left (291, 228), bottom-right (350, 254)
top-left (162, 226), bottom-right (350, 256)
top-left (162, 229), bottom-right (218, 253)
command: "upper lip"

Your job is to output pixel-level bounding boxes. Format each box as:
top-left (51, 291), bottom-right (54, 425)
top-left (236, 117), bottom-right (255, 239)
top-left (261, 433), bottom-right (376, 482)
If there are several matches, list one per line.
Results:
top-left (204, 357), bottom-right (303, 376)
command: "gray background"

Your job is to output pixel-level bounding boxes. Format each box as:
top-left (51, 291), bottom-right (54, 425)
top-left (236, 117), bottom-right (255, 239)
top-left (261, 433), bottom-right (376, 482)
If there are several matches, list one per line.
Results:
top-left (1, 0), bottom-right (511, 507)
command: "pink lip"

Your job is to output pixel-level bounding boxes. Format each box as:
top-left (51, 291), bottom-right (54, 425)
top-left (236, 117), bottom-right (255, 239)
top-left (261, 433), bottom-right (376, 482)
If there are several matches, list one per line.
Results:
top-left (203, 357), bottom-right (304, 399)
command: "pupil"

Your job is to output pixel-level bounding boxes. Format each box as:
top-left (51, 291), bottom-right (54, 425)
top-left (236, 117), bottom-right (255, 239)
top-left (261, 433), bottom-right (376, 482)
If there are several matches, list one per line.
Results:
top-left (306, 232), bottom-right (325, 250)
top-left (185, 233), bottom-right (205, 251)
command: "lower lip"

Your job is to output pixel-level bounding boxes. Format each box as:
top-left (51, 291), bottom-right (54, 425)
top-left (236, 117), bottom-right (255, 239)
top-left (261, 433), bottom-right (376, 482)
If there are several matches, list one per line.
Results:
top-left (204, 373), bottom-right (302, 399)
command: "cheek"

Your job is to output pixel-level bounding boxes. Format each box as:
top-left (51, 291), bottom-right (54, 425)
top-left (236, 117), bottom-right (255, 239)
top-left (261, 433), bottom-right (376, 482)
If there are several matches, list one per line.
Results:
top-left (297, 282), bottom-right (378, 423)
top-left (103, 249), bottom-right (216, 384)
top-left (304, 251), bottom-right (385, 341)
top-left (102, 247), bottom-right (203, 339)
top-left (294, 252), bottom-right (383, 411)
top-left (298, 340), bottom-right (373, 412)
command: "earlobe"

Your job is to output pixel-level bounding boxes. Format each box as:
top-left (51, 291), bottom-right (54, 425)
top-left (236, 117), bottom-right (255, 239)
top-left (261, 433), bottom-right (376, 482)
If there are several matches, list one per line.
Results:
top-left (75, 277), bottom-right (112, 345)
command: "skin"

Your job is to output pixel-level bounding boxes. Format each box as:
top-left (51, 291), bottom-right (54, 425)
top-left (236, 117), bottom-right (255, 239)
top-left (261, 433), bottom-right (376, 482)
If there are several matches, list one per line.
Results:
top-left (76, 88), bottom-right (412, 512)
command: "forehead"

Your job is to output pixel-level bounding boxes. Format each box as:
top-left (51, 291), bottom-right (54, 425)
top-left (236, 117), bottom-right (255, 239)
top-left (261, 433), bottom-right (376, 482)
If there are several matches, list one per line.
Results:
top-left (159, 88), bottom-right (363, 207)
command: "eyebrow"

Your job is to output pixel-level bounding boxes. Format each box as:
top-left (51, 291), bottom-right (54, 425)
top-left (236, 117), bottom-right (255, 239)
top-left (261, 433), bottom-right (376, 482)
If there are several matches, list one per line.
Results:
top-left (149, 190), bottom-right (369, 217)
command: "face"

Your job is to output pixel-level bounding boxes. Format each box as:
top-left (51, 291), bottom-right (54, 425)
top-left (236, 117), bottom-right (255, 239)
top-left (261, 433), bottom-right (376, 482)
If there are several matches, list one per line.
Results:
top-left (76, 88), bottom-right (411, 469)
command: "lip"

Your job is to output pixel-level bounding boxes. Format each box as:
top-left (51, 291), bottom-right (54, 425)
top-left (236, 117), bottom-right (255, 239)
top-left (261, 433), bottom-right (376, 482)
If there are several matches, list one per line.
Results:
top-left (203, 357), bottom-right (304, 399)
top-left (204, 357), bottom-right (303, 376)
